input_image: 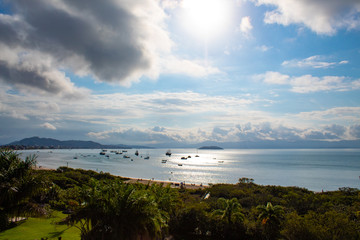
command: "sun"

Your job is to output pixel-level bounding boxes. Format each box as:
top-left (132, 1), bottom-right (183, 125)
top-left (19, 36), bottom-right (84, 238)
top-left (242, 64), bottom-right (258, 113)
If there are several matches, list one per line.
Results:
top-left (181, 0), bottom-right (231, 39)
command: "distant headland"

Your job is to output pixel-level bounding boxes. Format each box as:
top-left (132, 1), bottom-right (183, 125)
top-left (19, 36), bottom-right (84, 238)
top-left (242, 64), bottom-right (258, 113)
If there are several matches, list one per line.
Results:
top-left (2, 136), bottom-right (151, 150)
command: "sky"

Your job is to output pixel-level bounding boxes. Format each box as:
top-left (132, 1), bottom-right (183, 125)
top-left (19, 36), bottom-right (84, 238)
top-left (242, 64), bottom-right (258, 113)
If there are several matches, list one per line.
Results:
top-left (0, 0), bottom-right (359, 146)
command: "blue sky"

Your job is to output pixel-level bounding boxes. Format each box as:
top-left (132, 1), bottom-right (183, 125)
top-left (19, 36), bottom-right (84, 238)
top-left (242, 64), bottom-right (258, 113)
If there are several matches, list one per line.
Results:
top-left (0, 0), bottom-right (359, 145)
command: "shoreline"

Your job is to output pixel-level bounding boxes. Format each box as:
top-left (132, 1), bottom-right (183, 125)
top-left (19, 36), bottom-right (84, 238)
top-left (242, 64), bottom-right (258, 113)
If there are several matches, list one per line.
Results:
top-left (124, 177), bottom-right (207, 190)
top-left (33, 165), bottom-right (207, 190)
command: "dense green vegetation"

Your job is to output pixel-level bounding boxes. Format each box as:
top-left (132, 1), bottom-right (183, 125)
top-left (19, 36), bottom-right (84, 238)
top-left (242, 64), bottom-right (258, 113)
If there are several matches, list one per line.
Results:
top-left (0, 149), bottom-right (44, 231)
top-left (1, 149), bottom-right (360, 239)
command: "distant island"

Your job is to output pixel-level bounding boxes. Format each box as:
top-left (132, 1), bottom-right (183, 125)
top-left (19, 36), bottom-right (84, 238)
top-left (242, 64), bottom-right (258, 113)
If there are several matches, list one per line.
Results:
top-left (198, 146), bottom-right (224, 150)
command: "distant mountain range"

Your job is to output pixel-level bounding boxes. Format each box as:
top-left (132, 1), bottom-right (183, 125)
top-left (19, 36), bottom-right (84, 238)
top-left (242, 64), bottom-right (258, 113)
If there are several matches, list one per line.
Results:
top-left (3, 136), bottom-right (360, 149)
top-left (4, 137), bottom-right (150, 149)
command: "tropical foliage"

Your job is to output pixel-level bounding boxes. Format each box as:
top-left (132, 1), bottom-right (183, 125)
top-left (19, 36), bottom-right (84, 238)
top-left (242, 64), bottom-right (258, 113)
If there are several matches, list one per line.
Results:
top-left (68, 181), bottom-right (168, 240)
top-left (257, 202), bottom-right (284, 239)
top-left (0, 149), bottom-right (44, 230)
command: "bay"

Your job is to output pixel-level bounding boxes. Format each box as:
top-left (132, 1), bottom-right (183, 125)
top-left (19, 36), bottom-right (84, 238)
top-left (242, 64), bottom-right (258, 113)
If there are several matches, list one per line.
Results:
top-left (19, 148), bottom-right (360, 192)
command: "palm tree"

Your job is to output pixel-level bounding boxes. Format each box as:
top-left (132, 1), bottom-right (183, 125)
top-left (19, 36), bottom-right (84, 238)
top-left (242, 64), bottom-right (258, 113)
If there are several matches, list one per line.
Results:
top-left (68, 180), bottom-right (168, 240)
top-left (147, 183), bottom-right (179, 215)
top-left (0, 149), bottom-right (41, 230)
top-left (211, 198), bottom-right (245, 239)
top-left (212, 197), bottom-right (244, 225)
top-left (257, 202), bottom-right (284, 240)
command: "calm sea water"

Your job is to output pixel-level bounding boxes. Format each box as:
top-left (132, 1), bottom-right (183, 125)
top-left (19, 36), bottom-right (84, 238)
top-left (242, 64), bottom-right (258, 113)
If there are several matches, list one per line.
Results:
top-left (19, 148), bottom-right (360, 192)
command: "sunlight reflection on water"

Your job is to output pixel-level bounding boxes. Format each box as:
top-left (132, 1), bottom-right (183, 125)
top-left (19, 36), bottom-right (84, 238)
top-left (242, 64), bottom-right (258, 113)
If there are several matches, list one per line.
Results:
top-left (20, 148), bottom-right (360, 191)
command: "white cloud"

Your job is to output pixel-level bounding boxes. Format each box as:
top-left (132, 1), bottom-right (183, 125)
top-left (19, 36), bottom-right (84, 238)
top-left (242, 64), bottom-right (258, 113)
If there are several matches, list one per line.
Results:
top-left (161, 57), bottom-right (221, 77)
top-left (261, 71), bottom-right (290, 85)
top-left (87, 120), bottom-right (360, 144)
top-left (295, 107), bottom-right (360, 122)
top-left (161, 0), bottom-right (181, 10)
top-left (41, 122), bottom-right (57, 130)
top-left (260, 71), bottom-right (360, 93)
top-left (239, 16), bottom-right (253, 37)
top-left (2, 84), bottom-right (359, 143)
top-left (256, 45), bottom-right (272, 52)
top-left (282, 55), bottom-right (349, 69)
top-left (254, 0), bottom-right (360, 35)
top-left (290, 75), bottom-right (346, 93)
top-left (0, 0), bottom-right (219, 98)
top-left (88, 127), bottom-right (194, 145)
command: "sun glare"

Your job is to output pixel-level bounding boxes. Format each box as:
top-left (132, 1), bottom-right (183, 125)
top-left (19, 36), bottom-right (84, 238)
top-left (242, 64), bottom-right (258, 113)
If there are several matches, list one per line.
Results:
top-left (181, 0), bottom-right (231, 39)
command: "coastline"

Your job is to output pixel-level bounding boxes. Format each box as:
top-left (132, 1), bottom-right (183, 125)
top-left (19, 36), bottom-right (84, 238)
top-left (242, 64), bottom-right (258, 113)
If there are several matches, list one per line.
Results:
top-left (124, 177), bottom-right (207, 190)
top-left (33, 165), bottom-right (207, 190)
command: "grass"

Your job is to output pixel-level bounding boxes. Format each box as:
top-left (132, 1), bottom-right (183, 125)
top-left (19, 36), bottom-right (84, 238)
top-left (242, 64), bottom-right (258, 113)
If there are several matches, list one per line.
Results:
top-left (0, 211), bottom-right (80, 240)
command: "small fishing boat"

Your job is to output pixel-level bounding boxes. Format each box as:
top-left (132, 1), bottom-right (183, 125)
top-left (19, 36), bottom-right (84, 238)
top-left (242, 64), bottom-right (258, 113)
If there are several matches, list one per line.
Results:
top-left (165, 150), bottom-right (172, 156)
top-left (181, 157), bottom-right (187, 160)
top-left (161, 159), bottom-right (167, 163)
top-left (135, 150), bottom-right (139, 156)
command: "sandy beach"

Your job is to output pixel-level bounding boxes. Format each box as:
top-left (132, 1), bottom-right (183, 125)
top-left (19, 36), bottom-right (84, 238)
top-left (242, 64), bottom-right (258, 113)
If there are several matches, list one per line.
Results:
top-left (34, 166), bottom-right (207, 190)
top-left (124, 177), bottom-right (207, 190)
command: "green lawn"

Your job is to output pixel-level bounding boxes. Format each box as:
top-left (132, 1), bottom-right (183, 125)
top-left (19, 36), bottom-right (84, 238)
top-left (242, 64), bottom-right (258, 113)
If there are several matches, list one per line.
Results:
top-left (0, 211), bottom-right (80, 240)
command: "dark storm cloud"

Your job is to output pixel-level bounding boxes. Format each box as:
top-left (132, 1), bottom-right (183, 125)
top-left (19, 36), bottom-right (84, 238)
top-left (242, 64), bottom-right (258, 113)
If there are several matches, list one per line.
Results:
top-left (0, 15), bottom-right (26, 45)
top-left (0, 61), bottom-right (81, 98)
top-left (13, 0), bottom-right (150, 81)
top-left (0, 0), bottom-right (169, 96)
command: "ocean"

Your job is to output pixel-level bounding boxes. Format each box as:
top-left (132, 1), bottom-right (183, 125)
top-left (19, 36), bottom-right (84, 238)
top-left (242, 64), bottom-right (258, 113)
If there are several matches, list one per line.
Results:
top-left (19, 148), bottom-right (360, 192)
